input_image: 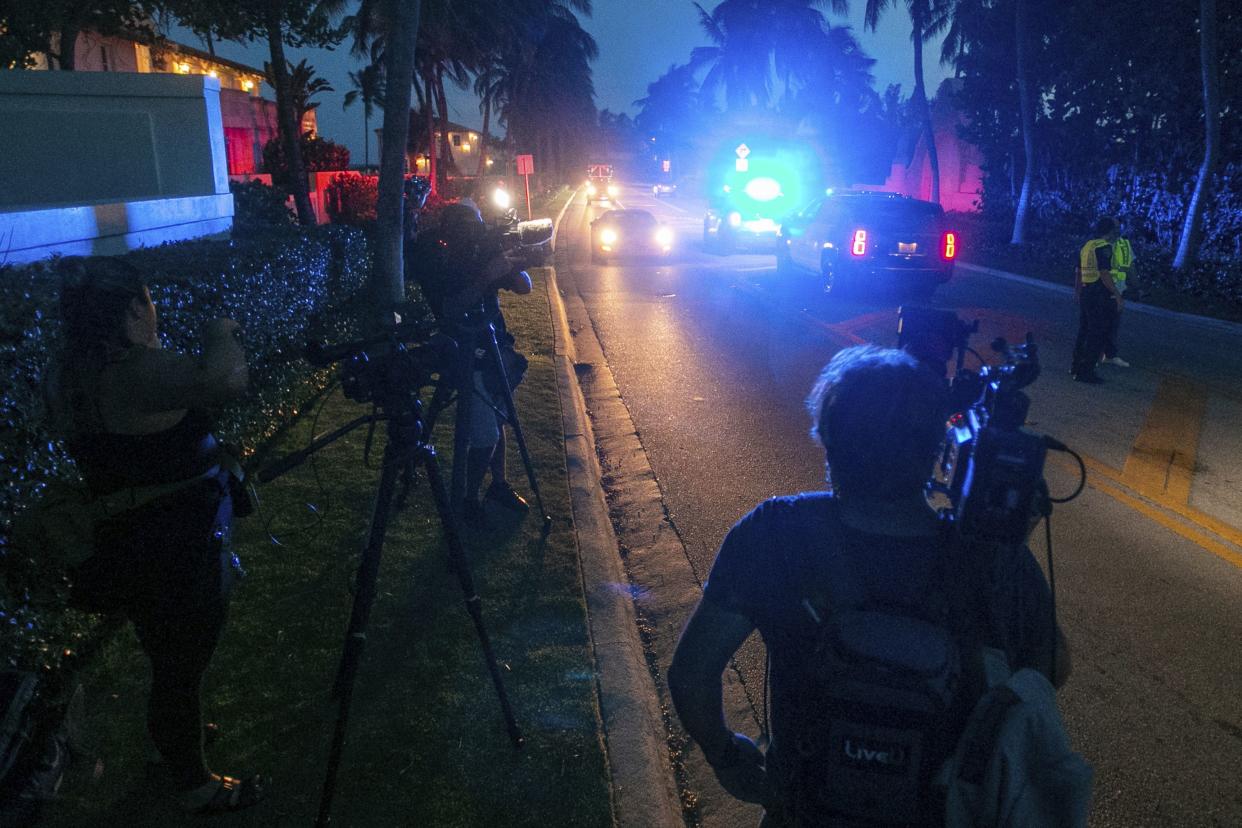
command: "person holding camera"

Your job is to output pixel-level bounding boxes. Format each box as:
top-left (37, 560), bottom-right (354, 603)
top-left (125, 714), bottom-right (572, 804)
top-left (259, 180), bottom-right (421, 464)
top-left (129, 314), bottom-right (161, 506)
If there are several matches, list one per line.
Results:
top-left (668, 346), bottom-right (1071, 826)
top-left (407, 200), bottom-right (532, 523)
top-left (47, 257), bottom-right (263, 815)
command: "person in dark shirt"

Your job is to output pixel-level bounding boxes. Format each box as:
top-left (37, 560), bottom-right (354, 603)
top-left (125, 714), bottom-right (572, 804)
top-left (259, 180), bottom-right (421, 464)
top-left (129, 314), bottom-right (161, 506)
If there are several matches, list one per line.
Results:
top-left (668, 345), bottom-right (1071, 826)
top-left (47, 257), bottom-right (262, 814)
top-left (1071, 216), bottom-right (1124, 383)
top-left (406, 201), bottom-right (533, 521)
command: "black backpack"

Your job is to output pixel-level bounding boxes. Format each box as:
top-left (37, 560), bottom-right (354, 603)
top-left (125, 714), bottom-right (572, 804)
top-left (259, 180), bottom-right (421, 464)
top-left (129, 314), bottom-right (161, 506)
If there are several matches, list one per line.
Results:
top-left (780, 506), bottom-right (983, 826)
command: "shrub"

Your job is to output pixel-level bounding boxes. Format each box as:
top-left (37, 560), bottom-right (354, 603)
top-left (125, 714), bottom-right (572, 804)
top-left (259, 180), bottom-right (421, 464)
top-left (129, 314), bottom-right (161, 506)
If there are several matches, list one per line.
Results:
top-left (262, 132), bottom-right (351, 191)
top-left (0, 226), bottom-right (371, 673)
top-left (230, 179), bottom-right (295, 237)
top-left (325, 172), bottom-right (378, 225)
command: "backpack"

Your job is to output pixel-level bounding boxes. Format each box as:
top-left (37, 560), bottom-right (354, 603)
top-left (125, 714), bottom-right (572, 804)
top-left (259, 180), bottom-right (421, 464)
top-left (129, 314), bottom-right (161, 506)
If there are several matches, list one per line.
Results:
top-left (940, 650), bottom-right (1093, 827)
top-left (0, 670), bottom-right (81, 827)
top-left (780, 509), bottom-right (975, 826)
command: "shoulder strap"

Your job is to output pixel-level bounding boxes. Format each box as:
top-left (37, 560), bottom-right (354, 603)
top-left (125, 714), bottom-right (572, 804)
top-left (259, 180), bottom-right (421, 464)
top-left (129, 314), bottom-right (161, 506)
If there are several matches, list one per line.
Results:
top-left (94, 462), bottom-right (222, 518)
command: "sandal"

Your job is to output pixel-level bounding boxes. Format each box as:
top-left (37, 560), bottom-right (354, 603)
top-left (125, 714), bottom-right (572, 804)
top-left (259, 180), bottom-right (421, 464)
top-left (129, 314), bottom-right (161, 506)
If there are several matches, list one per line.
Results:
top-left (177, 772), bottom-right (265, 815)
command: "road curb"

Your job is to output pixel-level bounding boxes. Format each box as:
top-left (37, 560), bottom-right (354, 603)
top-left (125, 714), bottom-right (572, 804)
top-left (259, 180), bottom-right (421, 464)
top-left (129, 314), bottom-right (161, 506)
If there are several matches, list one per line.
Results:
top-left (958, 261), bottom-right (1242, 335)
top-left (545, 260), bottom-right (684, 828)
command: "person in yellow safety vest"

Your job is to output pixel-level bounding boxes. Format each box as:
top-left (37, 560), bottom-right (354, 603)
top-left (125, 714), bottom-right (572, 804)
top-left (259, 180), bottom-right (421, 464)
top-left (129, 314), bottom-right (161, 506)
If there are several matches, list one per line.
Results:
top-left (1071, 216), bottom-right (1123, 384)
top-left (1100, 233), bottom-right (1135, 367)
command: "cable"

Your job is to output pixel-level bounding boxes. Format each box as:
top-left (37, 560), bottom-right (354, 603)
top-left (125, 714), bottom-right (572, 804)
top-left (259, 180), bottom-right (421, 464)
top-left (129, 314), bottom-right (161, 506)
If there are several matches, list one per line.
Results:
top-left (1044, 514), bottom-right (1059, 686)
top-left (1043, 436), bottom-right (1087, 503)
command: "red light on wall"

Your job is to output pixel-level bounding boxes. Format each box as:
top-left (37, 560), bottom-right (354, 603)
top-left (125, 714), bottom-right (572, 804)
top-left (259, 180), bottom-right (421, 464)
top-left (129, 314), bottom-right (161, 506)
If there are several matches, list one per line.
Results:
top-left (851, 229), bottom-right (867, 256)
top-left (943, 231), bottom-right (957, 260)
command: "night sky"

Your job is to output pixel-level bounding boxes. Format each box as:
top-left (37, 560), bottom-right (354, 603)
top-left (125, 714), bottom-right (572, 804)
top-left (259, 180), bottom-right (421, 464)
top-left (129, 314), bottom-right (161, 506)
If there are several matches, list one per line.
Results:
top-left (170, 0), bottom-right (951, 165)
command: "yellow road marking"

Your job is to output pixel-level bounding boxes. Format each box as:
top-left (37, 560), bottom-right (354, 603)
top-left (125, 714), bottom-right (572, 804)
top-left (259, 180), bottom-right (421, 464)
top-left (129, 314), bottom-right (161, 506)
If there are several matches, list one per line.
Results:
top-left (1085, 472), bottom-right (1242, 570)
top-left (1122, 377), bottom-right (1206, 503)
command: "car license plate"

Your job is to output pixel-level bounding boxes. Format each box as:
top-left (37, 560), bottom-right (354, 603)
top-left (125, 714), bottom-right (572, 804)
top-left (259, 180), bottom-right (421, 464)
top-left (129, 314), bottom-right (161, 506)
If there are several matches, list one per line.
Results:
top-left (898, 242), bottom-right (918, 254)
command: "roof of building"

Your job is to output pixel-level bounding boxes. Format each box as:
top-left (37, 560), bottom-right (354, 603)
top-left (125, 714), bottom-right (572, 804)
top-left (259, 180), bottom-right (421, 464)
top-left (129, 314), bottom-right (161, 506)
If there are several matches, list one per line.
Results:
top-left (153, 38), bottom-right (266, 79)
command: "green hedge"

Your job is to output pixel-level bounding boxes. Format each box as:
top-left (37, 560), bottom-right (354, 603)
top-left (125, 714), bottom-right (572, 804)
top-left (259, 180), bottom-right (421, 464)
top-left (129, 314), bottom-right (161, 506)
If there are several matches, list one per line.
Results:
top-left (0, 226), bottom-right (371, 672)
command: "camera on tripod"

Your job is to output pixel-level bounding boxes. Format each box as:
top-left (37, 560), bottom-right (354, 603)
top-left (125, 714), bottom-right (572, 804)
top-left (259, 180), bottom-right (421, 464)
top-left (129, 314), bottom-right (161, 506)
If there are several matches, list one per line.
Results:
top-left (897, 306), bottom-right (1050, 545)
top-left (304, 316), bottom-right (453, 407)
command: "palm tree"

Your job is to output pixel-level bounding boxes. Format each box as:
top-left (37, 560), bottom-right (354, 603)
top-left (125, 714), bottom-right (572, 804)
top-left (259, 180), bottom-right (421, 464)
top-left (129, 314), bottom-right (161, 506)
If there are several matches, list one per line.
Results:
top-left (344, 59), bottom-right (386, 167)
top-left (265, 58), bottom-right (335, 131)
top-left (864, 0), bottom-right (944, 203)
top-left (690, 0), bottom-right (776, 110)
top-left (1174, 0), bottom-right (1219, 270)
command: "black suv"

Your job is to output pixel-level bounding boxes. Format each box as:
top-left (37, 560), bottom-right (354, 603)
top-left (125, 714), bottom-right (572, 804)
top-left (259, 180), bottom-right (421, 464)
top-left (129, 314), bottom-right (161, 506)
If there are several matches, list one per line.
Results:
top-left (777, 191), bottom-right (957, 297)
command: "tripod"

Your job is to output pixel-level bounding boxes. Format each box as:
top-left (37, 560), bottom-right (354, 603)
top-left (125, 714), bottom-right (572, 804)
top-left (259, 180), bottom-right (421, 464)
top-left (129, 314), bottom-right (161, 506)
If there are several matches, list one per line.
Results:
top-left (258, 338), bottom-right (523, 827)
top-left (428, 303), bottom-right (551, 531)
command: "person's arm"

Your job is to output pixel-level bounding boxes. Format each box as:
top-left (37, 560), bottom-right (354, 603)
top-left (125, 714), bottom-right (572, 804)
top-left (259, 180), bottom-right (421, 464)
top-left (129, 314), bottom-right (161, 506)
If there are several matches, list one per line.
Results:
top-left (1095, 246), bottom-right (1122, 302)
top-left (668, 596), bottom-right (767, 803)
top-left (116, 319), bottom-right (249, 412)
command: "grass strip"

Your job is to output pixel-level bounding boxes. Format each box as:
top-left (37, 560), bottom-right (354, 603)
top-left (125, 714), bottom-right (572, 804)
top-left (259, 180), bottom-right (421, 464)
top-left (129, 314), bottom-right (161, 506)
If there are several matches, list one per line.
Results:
top-left (43, 269), bottom-right (612, 828)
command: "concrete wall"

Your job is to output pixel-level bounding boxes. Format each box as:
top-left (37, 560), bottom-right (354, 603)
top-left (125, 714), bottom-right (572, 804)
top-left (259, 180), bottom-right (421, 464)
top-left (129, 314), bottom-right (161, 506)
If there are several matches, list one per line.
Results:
top-left (0, 70), bottom-right (233, 263)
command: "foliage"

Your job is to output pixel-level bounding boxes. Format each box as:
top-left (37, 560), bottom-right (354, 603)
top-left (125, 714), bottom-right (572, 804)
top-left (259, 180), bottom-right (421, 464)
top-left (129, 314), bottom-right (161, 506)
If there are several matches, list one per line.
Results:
top-left (263, 56), bottom-right (334, 126)
top-left (0, 227), bottom-right (370, 673)
top-left (229, 179), bottom-right (295, 237)
top-left (325, 171), bottom-right (379, 225)
top-left (262, 132), bottom-right (351, 190)
top-left (0, 0), bottom-right (155, 69)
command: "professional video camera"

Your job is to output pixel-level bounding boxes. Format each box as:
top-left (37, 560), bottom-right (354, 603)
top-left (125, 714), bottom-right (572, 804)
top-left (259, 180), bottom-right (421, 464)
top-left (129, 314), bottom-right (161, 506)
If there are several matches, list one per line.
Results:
top-left (898, 306), bottom-right (1083, 546)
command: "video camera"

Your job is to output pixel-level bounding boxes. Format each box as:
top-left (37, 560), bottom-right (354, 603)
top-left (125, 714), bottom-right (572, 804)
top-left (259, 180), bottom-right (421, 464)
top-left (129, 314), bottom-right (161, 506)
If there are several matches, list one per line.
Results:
top-left (897, 306), bottom-right (1050, 545)
top-left (305, 314), bottom-right (455, 408)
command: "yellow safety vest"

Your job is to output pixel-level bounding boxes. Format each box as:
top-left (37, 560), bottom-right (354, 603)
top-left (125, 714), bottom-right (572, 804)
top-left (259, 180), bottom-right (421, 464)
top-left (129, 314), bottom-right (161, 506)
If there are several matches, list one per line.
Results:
top-left (1111, 238), bottom-right (1133, 283)
top-left (1079, 238), bottom-right (1113, 285)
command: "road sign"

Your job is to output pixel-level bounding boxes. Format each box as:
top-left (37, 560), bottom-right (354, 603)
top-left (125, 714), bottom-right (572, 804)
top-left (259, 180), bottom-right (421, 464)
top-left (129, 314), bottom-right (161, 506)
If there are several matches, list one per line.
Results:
top-left (735, 158), bottom-right (749, 172)
top-left (735, 143), bottom-right (750, 159)
top-left (662, 159), bottom-right (671, 173)
top-left (516, 154), bottom-right (534, 175)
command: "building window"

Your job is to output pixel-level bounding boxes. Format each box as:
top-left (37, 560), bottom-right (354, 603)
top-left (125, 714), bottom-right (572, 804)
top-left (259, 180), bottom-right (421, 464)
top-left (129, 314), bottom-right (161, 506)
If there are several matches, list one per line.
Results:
top-left (100, 44), bottom-right (111, 71)
top-left (451, 134), bottom-right (462, 147)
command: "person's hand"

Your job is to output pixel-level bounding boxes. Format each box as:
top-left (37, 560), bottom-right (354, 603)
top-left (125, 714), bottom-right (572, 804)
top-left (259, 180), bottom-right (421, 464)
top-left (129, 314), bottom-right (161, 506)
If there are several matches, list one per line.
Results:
top-left (707, 732), bottom-right (768, 805)
top-left (203, 318), bottom-right (241, 341)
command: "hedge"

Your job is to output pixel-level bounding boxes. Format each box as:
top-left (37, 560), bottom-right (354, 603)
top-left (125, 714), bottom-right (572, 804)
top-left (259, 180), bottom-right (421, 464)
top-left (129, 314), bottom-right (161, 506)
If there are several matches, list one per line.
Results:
top-left (0, 226), bottom-right (371, 673)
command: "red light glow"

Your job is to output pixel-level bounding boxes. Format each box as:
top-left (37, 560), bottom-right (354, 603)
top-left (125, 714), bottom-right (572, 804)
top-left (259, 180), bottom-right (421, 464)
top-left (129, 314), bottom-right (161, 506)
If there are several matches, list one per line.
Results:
top-left (943, 231), bottom-right (957, 260)
top-left (851, 229), bottom-right (867, 256)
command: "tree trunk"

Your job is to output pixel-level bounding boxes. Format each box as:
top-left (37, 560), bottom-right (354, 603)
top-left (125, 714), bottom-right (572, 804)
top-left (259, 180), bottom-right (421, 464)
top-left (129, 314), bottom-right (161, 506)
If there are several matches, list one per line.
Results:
top-left (363, 111), bottom-right (370, 168)
top-left (265, 2), bottom-right (315, 225)
top-left (58, 22), bottom-right (80, 70)
top-left (434, 67), bottom-right (454, 187)
top-left (476, 98), bottom-right (491, 177)
top-left (373, 0), bottom-right (423, 314)
top-left (424, 75), bottom-right (438, 196)
top-left (912, 15), bottom-right (940, 204)
top-left (1174, 0), bottom-right (1219, 270)
top-left (1011, 0), bottom-right (1036, 245)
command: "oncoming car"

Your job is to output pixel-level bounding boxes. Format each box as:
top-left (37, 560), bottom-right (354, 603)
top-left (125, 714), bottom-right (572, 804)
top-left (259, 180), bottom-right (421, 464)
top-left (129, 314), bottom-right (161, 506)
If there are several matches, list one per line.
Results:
top-left (585, 163), bottom-right (618, 203)
top-left (589, 209), bottom-right (675, 264)
top-left (777, 191), bottom-right (957, 298)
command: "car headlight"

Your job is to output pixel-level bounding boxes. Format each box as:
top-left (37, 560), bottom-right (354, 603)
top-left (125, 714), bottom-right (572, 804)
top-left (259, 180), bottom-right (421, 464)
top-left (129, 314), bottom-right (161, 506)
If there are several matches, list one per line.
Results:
top-left (607, 184), bottom-right (619, 196)
top-left (587, 184), bottom-right (596, 195)
top-left (600, 228), bottom-right (618, 245)
top-left (727, 211), bottom-right (742, 227)
top-left (655, 227), bottom-right (674, 247)
top-left (492, 188), bottom-right (511, 209)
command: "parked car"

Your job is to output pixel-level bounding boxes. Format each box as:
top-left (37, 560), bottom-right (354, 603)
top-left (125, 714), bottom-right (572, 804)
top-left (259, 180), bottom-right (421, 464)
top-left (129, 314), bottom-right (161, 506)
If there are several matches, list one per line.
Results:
top-left (652, 181), bottom-right (677, 197)
top-left (590, 209), bottom-right (675, 263)
top-left (777, 191), bottom-right (957, 297)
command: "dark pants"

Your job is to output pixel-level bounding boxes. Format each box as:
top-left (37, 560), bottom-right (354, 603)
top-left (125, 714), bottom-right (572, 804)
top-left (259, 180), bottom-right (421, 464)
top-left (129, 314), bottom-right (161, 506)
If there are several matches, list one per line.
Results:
top-left (74, 476), bottom-right (236, 788)
top-left (1103, 302), bottom-right (1123, 359)
top-left (1072, 281), bottom-right (1116, 376)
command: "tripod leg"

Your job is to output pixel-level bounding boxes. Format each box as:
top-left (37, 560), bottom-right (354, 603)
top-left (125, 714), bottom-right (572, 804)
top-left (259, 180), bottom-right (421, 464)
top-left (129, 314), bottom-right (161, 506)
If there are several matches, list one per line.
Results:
top-left (483, 329), bottom-right (552, 531)
top-left (450, 328), bottom-right (478, 513)
top-left (420, 445), bottom-right (525, 750)
top-left (316, 443), bottom-right (402, 827)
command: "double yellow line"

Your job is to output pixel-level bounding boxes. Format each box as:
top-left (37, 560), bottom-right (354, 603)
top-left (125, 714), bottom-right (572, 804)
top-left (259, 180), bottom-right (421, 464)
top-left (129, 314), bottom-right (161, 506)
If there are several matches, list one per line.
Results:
top-left (1066, 377), bottom-right (1242, 570)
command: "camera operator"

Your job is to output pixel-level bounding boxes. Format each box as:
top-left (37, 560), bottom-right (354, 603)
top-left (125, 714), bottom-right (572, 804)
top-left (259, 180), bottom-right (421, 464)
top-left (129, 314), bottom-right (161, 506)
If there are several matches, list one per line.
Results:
top-left (47, 257), bottom-right (262, 815)
top-left (668, 345), bottom-right (1071, 826)
top-left (406, 199), bottom-right (532, 523)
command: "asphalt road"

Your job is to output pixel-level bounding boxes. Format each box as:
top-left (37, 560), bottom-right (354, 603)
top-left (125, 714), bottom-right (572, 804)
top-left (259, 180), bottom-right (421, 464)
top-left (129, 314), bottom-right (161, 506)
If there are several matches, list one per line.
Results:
top-left (555, 183), bottom-right (1242, 827)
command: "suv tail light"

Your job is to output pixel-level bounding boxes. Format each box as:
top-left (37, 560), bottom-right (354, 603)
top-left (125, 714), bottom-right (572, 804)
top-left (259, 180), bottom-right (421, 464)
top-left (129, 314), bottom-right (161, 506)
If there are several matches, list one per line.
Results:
top-left (851, 229), bottom-right (867, 256)
top-left (942, 231), bottom-right (957, 260)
